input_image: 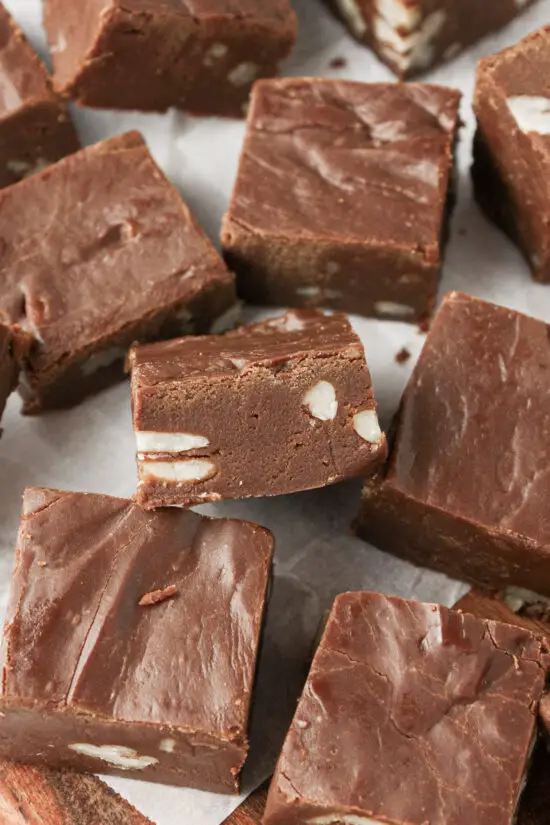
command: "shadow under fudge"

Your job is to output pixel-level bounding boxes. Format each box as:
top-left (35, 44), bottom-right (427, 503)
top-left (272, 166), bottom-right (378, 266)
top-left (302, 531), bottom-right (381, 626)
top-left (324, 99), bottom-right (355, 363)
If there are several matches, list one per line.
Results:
top-left (0, 130), bottom-right (237, 413)
top-left (0, 488), bottom-right (273, 793)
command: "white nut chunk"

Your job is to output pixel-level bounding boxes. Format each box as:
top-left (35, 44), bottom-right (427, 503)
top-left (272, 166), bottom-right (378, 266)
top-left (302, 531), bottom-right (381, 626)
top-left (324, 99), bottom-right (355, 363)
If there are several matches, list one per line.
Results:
top-left (506, 96), bottom-right (550, 135)
top-left (140, 459), bottom-right (216, 483)
top-left (68, 743), bottom-right (158, 770)
top-left (374, 301), bottom-right (415, 318)
top-left (136, 431), bottom-right (210, 453)
top-left (159, 737), bottom-right (176, 753)
top-left (312, 816), bottom-right (385, 825)
top-left (353, 410), bottom-right (382, 444)
top-left (303, 381), bottom-right (338, 421)
top-left (335, 0), bottom-right (368, 37)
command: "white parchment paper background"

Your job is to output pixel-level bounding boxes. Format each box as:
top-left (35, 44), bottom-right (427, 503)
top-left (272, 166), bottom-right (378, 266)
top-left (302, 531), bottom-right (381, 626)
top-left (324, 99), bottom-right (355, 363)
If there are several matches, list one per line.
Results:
top-left (2, 1), bottom-right (550, 821)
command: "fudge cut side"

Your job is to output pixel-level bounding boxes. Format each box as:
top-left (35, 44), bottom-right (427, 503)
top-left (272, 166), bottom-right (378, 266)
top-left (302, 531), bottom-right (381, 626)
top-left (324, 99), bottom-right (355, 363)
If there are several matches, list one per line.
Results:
top-left (473, 26), bottom-right (550, 282)
top-left (0, 2), bottom-right (79, 188)
top-left (325, 0), bottom-right (538, 78)
top-left (356, 290), bottom-right (550, 594)
top-left (44, 0), bottom-right (297, 117)
top-left (222, 78), bottom-right (461, 322)
top-left (264, 591), bottom-right (547, 825)
top-left (129, 309), bottom-right (387, 508)
top-left (0, 130), bottom-right (236, 412)
top-left (0, 487), bottom-right (273, 791)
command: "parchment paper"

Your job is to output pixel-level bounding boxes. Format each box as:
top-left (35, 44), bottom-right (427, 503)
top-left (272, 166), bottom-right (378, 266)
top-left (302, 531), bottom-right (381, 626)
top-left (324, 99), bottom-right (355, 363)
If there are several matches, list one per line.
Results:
top-left (2, 1), bottom-right (550, 821)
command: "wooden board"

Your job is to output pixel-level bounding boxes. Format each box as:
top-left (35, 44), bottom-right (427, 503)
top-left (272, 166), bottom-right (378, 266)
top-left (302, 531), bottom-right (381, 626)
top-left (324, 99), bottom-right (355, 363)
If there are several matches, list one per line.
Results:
top-left (0, 761), bottom-right (153, 825)
top-left (223, 589), bottom-right (550, 825)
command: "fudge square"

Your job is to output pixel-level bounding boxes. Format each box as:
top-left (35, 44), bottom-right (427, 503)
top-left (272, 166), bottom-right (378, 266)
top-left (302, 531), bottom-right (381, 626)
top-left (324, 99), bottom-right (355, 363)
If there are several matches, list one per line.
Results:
top-left (356, 291), bottom-right (550, 595)
top-left (473, 26), bottom-right (550, 283)
top-left (222, 79), bottom-right (461, 322)
top-left (43, 0), bottom-right (297, 118)
top-left (264, 591), bottom-right (548, 825)
top-left (0, 487), bottom-right (273, 792)
top-left (129, 309), bottom-right (387, 508)
top-left (325, 0), bottom-right (538, 79)
top-left (0, 130), bottom-right (236, 413)
top-left (0, 2), bottom-right (79, 189)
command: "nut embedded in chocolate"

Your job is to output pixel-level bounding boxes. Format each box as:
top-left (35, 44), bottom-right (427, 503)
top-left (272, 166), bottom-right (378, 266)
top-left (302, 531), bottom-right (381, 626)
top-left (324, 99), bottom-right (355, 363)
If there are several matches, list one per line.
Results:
top-left (222, 78), bottom-right (461, 322)
top-left (129, 309), bottom-right (387, 508)
top-left (0, 487), bottom-right (273, 792)
top-left (324, 0), bottom-right (538, 78)
top-left (264, 591), bottom-right (548, 825)
top-left (473, 25), bottom-right (550, 282)
top-left (43, 0), bottom-right (297, 118)
top-left (0, 131), bottom-right (236, 413)
top-left (356, 291), bottom-right (550, 595)
top-left (138, 585), bottom-right (178, 607)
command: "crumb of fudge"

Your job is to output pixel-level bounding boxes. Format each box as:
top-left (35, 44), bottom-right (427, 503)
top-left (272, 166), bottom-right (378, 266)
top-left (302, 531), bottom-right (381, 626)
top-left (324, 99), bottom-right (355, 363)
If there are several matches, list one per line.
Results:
top-left (138, 585), bottom-right (178, 606)
top-left (395, 347), bottom-right (411, 365)
top-left (417, 317), bottom-right (431, 334)
top-left (329, 56), bottom-right (347, 69)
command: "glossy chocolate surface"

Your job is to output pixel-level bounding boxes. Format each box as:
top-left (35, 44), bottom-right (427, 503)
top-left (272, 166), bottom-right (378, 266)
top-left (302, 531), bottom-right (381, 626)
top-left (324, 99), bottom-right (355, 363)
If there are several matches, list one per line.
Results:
top-left (264, 591), bottom-right (547, 825)
top-left (0, 487), bottom-right (273, 792)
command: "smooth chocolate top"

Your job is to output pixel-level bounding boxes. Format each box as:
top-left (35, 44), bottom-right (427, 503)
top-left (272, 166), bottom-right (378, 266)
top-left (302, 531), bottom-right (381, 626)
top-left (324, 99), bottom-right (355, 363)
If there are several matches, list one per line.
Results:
top-left (384, 291), bottom-right (550, 543)
top-left (267, 591), bottom-right (546, 825)
top-left (224, 78), bottom-right (461, 249)
top-left (0, 3), bottom-right (55, 117)
top-left (0, 131), bottom-right (233, 372)
top-left (129, 310), bottom-right (362, 385)
top-left (1, 488), bottom-right (273, 742)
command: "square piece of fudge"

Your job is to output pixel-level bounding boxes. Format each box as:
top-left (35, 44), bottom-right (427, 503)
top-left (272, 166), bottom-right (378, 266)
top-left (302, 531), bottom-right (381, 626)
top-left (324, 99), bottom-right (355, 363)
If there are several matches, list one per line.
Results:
top-left (43, 0), bottom-right (297, 118)
top-left (0, 130), bottom-right (236, 413)
top-left (0, 2), bottom-right (79, 188)
top-left (325, 0), bottom-right (538, 78)
top-left (356, 291), bottom-right (550, 594)
top-left (0, 487), bottom-right (273, 792)
top-left (222, 79), bottom-right (461, 322)
top-left (473, 26), bottom-right (550, 282)
top-left (264, 591), bottom-right (548, 825)
top-left (129, 309), bottom-right (387, 508)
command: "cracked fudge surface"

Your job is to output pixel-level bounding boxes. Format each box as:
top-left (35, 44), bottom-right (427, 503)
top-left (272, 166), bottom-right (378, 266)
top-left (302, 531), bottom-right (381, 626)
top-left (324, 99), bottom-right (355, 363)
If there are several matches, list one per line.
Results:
top-left (222, 78), bottom-right (461, 322)
top-left (43, 0), bottom-right (296, 117)
top-left (264, 591), bottom-right (547, 825)
top-left (129, 309), bottom-right (387, 508)
top-left (325, 0), bottom-right (538, 79)
top-left (0, 2), bottom-right (79, 189)
top-left (473, 26), bottom-right (550, 283)
top-left (356, 291), bottom-right (550, 594)
top-left (0, 487), bottom-right (273, 792)
top-left (0, 130), bottom-right (236, 413)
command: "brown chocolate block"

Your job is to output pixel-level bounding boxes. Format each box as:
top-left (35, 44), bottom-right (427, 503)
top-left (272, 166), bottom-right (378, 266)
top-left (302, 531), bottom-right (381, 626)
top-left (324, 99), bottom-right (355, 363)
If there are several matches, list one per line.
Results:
top-left (263, 591), bottom-right (548, 825)
top-left (129, 309), bottom-right (387, 508)
top-left (0, 759), bottom-right (153, 824)
top-left (0, 130), bottom-right (237, 413)
top-left (0, 487), bottom-right (273, 792)
top-left (356, 291), bottom-right (550, 594)
top-left (0, 2), bottom-right (79, 189)
top-left (473, 26), bottom-right (550, 282)
top-left (325, 0), bottom-right (538, 78)
top-left (222, 78), bottom-right (461, 322)
top-left (43, 0), bottom-right (297, 118)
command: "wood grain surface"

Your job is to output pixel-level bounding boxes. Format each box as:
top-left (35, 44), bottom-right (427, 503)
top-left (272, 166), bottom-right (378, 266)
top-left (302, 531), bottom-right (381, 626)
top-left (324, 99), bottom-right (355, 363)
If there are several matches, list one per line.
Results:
top-left (223, 589), bottom-right (550, 825)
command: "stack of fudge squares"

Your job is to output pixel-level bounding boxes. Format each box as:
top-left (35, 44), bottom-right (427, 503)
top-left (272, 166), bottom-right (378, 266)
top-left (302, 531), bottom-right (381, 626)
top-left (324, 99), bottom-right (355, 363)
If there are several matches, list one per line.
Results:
top-left (1, 1), bottom-right (550, 824)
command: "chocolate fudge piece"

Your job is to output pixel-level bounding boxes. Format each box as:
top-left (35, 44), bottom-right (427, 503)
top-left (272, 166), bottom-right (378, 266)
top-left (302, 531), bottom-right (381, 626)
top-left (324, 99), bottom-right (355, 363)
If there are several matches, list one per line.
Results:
top-left (0, 130), bottom-right (236, 413)
top-left (0, 487), bottom-right (273, 792)
top-left (264, 591), bottom-right (547, 825)
top-left (0, 2), bottom-right (79, 189)
top-left (356, 291), bottom-right (550, 594)
top-left (222, 79), bottom-right (461, 322)
top-left (129, 309), bottom-right (387, 508)
top-left (473, 26), bottom-right (550, 282)
top-left (0, 759), bottom-right (153, 824)
top-left (325, 0), bottom-right (538, 78)
top-left (43, 0), bottom-right (297, 118)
